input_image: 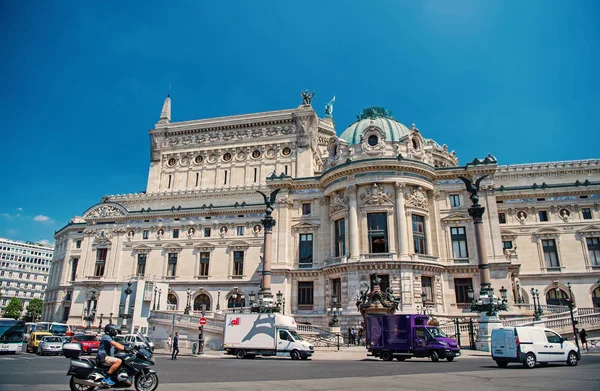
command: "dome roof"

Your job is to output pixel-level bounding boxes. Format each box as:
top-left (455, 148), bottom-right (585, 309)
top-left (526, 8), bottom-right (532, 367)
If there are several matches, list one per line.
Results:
top-left (339, 107), bottom-right (411, 145)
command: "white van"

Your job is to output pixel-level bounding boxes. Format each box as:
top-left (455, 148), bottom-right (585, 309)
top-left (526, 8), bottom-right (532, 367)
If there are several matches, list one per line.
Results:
top-left (491, 326), bottom-right (579, 368)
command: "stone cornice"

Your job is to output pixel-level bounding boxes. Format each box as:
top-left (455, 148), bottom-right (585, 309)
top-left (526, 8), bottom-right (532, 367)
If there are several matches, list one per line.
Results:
top-left (496, 159), bottom-right (600, 177)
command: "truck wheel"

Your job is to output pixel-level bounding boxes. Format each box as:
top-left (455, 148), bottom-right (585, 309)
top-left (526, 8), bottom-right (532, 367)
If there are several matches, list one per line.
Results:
top-left (395, 357), bottom-right (406, 361)
top-left (235, 350), bottom-right (246, 359)
top-left (496, 361), bottom-right (508, 368)
top-left (381, 351), bottom-right (393, 361)
top-left (430, 350), bottom-right (440, 362)
top-left (566, 351), bottom-right (578, 366)
top-left (290, 350), bottom-right (301, 360)
top-left (446, 357), bottom-right (454, 362)
top-left (522, 353), bottom-right (536, 369)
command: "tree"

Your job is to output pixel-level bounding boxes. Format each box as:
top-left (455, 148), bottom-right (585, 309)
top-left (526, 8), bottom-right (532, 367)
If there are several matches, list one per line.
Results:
top-left (24, 298), bottom-right (44, 322)
top-left (3, 298), bottom-right (23, 320)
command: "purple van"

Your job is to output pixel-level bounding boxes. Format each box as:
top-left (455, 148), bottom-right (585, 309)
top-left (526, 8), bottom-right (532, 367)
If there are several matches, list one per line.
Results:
top-left (366, 314), bottom-right (460, 362)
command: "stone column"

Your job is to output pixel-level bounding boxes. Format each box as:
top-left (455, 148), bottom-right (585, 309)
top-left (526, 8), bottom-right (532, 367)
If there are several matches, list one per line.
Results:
top-left (261, 215), bottom-right (275, 297)
top-left (394, 182), bottom-right (409, 258)
top-left (347, 185), bottom-right (360, 260)
top-left (470, 205), bottom-right (491, 291)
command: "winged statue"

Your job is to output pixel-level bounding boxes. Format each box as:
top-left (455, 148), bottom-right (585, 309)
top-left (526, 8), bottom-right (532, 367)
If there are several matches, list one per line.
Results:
top-left (256, 188), bottom-right (282, 217)
top-left (458, 175), bottom-right (489, 206)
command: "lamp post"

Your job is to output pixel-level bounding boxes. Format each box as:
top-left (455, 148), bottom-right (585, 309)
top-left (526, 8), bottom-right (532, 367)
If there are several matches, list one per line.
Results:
top-left (109, 312), bottom-right (113, 324)
top-left (184, 288), bottom-right (192, 315)
top-left (460, 174), bottom-right (509, 351)
top-left (231, 287), bottom-right (240, 313)
top-left (256, 188), bottom-right (282, 307)
top-left (153, 286), bottom-right (158, 311)
top-left (157, 289), bottom-right (162, 311)
top-left (85, 290), bottom-right (97, 330)
top-left (119, 282), bottom-right (133, 333)
top-left (216, 288), bottom-right (221, 311)
top-left (98, 314), bottom-right (104, 333)
top-left (327, 296), bottom-right (343, 350)
top-left (421, 292), bottom-right (428, 315)
top-left (564, 283), bottom-right (580, 353)
top-left (530, 288), bottom-right (543, 321)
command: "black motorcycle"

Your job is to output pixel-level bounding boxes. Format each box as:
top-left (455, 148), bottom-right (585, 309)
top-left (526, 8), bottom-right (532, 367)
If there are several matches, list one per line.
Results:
top-left (63, 332), bottom-right (158, 391)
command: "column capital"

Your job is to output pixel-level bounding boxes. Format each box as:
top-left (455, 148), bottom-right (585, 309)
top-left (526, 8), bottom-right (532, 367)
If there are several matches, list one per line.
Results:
top-left (346, 185), bottom-right (358, 194)
top-left (394, 181), bottom-right (406, 190)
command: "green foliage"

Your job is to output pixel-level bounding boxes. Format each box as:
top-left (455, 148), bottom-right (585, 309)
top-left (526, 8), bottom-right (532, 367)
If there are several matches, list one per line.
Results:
top-left (24, 298), bottom-right (44, 322)
top-left (2, 297), bottom-right (24, 320)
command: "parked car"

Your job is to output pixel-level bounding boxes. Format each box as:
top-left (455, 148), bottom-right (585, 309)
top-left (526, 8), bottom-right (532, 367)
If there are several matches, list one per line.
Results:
top-left (37, 336), bottom-right (64, 356)
top-left (113, 335), bottom-right (132, 349)
top-left (71, 334), bottom-right (100, 355)
top-left (26, 331), bottom-right (53, 353)
top-left (491, 326), bottom-right (579, 368)
top-left (122, 334), bottom-right (155, 352)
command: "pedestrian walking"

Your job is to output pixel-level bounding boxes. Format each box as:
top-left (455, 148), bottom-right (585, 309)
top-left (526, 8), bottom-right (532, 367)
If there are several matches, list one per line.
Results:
top-left (171, 332), bottom-right (179, 360)
top-left (357, 327), bottom-right (363, 346)
top-left (167, 334), bottom-right (172, 352)
top-left (352, 328), bottom-right (358, 345)
top-left (579, 329), bottom-right (589, 351)
top-left (347, 327), bottom-right (352, 345)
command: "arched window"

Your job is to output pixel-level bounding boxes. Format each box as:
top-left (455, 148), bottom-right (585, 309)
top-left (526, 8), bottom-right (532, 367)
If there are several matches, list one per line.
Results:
top-left (546, 288), bottom-right (569, 306)
top-left (194, 294), bottom-right (211, 312)
top-left (593, 287), bottom-right (600, 308)
top-left (167, 292), bottom-right (178, 310)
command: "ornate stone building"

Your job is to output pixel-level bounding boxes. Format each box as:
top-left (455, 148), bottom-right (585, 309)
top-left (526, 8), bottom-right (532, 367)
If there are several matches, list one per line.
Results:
top-left (43, 96), bottom-right (600, 330)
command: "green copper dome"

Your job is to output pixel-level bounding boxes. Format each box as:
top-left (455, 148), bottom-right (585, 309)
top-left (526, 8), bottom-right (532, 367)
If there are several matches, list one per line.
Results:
top-left (339, 107), bottom-right (411, 145)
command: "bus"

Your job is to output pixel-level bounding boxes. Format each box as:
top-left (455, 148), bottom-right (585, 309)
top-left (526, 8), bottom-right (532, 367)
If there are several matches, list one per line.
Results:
top-left (35, 322), bottom-right (69, 336)
top-left (0, 318), bottom-right (25, 354)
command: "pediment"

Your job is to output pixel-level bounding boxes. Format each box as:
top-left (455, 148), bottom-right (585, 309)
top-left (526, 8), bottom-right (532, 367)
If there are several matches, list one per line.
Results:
top-left (83, 202), bottom-right (128, 218)
top-left (441, 213), bottom-right (471, 222)
top-left (164, 243), bottom-right (183, 252)
top-left (133, 244), bottom-right (152, 251)
top-left (291, 222), bottom-right (320, 231)
top-left (228, 240), bottom-right (249, 250)
top-left (533, 227), bottom-right (561, 237)
top-left (577, 224), bottom-right (600, 235)
top-left (194, 242), bottom-right (216, 250)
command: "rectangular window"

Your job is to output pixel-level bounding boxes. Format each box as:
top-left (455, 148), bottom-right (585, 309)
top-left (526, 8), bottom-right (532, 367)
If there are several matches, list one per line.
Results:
top-left (233, 251), bottom-right (244, 276)
top-left (454, 278), bottom-right (473, 304)
top-left (421, 276), bottom-right (434, 303)
top-left (498, 213), bottom-right (506, 224)
top-left (587, 238), bottom-right (600, 266)
top-left (237, 226), bottom-right (244, 236)
top-left (75, 240), bottom-right (81, 249)
top-left (368, 213), bottom-right (388, 253)
top-left (331, 278), bottom-right (341, 303)
top-left (299, 234), bottom-right (313, 266)
top-left (582, 208), bottom-right (592, 220)
top-left (253, 167), bottom-right (257, 183)
top-left (200, 252), bottom-right (210, 276)
top-left (143, 230), bottom-right (149, 240)
top-left (412, 214), bottom-right (427, 255)
top-left (137, 254), bottom-right (147, 276)
top-left (167, 253), bottom-right (178, 277)
top-left (334, 218), bottom-right (346, 257)
top-left (302, 203), bottom-right (311, 216)
top-left (538, 210), bottom-right (549, 222)
top-left (204, 228), bottom-right (211, 238)
top-left (70, 258), bottom-right (78, 281)
top-left (449, 194), bottom-right (461, 207)
top-left (94, 249), bottom-right (107, 277)
top-left (542, 239), bottom-right (560, 268)
top-left (172, 229), bottom-right (179, 239)
top-left (502, 241), bottom-right (513, 250)
top-left (298, 281), bottom-right (314, 306)
top-left (451, 227), bottom-right (469, 258)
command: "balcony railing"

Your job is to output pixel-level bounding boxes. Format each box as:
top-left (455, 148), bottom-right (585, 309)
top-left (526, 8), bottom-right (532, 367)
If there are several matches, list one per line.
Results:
top-left (324, 256), bottom-right (347, 266)
top-left (360, 253), bottom-right (395, 262)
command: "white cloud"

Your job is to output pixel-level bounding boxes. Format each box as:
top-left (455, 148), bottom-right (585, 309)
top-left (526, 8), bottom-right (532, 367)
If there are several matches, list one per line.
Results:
top-left (6, 229), bottom-right (17, 236)
top-left (38, 239), bottom-right (52, 245)
top-left (17, 207), bottom-right (23, 211)
top-left (34, 215), bottom-right (51, 222)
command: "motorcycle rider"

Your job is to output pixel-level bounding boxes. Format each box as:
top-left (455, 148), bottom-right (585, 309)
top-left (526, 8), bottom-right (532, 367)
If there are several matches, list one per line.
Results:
top-left (96, 324), bottom-right (126, 386)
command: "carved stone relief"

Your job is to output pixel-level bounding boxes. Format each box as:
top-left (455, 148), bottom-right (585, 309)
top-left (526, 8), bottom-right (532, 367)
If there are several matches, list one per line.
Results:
top-left (330, 191), bottom-right (348, 213)
top-left (404, 187), bottom-right (429, 209)
top-left (360, 183), bottom-right (393, 206)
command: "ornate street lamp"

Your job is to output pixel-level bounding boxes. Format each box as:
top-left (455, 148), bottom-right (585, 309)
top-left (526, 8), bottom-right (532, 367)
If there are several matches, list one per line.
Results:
top-left (231, 287), bottom-right (239, 314)
top-left (119, 282), bottom-right (134, 333)
top-left (249, 288), bottom-right (284, 313)
top-left (157, 289), bottom-right (162, 311)
top-left (109, 312), bottom-right (113, 324)
top-left (98, 313), bottom-right (104, 333)
top-left (152, 286), bottom-right (158, 311)
top-left (565, 282), bottom-right (581, 354)
top-left (85, 289), bottom-right (97, 330)
top-left (184, 288), bottom-right (192, 315)
top-left (216, 288), bottom-right (221, 311)
top-left (530, 288), bottom-right (542, 321)
top-left (421, 292), bottom-right (428, 315)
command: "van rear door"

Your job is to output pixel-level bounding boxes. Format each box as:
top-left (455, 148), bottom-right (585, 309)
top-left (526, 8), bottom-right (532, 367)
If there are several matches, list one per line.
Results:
top-left (492, 329), bottom-right (516, 358)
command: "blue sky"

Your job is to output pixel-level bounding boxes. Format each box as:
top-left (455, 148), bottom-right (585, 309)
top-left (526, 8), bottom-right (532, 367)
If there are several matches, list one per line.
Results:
top-left (0, 1), bottom-right (598, 244)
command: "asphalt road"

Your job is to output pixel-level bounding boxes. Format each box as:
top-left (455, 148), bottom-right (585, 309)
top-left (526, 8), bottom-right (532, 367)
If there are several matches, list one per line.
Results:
top-left (1, 351), bottom-right (599, 391)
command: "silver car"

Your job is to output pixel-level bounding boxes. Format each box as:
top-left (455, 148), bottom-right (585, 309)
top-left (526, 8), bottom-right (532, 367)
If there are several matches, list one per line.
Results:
top-left (37, 336), bottom-right (64, 356)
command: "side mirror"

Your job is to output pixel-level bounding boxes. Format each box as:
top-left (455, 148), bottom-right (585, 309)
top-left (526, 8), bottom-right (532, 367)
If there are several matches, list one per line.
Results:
top-left (562, 337), bottom-right (567, 342)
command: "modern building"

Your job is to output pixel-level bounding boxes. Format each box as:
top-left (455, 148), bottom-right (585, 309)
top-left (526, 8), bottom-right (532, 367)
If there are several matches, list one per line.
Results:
top-left (43, 95), bottom-right (600, 331)
top-left (0, 238), bottom-right (53, 316)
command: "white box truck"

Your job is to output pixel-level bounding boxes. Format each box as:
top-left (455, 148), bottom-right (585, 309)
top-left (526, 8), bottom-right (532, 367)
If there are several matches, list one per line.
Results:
top-left (223, 313), bottom-right (314, 360)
